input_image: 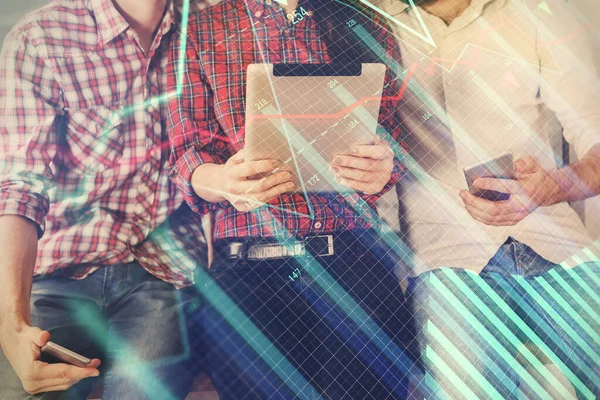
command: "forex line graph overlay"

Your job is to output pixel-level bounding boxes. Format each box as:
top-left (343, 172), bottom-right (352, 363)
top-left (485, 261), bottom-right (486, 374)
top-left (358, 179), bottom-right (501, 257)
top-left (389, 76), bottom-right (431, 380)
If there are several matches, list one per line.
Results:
top-left (0, 0), bottom-right (598, 398)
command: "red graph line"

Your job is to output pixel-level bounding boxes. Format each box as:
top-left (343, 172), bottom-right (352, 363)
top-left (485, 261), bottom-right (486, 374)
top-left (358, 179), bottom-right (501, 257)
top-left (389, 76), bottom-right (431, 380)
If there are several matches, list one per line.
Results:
top-left (247, 11), bottom-right (585, 121)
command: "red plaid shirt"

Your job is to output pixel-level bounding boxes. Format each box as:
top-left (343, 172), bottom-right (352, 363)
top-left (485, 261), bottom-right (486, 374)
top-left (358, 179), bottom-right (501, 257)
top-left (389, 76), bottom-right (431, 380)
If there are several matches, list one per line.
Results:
top-left (0, 0), bottom-right (211, 287)
top-left (168, 0), bottom-right (405, 240)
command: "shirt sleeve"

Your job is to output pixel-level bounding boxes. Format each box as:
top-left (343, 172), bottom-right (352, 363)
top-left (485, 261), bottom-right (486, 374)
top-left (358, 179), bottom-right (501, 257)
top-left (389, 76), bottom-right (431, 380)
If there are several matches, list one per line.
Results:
top-left (167, 24), bottom-right (235, 215)
top-left (536, 0), bottom-right (600, 160)
top-left (0, 32), bottom-right (60, 236)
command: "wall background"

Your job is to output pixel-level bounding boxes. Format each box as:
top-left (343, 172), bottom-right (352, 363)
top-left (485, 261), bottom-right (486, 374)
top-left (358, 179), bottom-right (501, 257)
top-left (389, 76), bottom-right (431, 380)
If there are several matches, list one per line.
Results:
top-left (0, 0), bottom-right (48, 42)
top-left (1, 0), bottom-right (599, 237)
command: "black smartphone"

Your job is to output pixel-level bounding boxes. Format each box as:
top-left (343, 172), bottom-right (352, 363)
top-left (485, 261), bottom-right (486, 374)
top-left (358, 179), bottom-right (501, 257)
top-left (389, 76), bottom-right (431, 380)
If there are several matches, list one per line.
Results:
top-left (40, 341), bottom-right (91, 368)
top-left (463, 151), bottom-right (516, 201)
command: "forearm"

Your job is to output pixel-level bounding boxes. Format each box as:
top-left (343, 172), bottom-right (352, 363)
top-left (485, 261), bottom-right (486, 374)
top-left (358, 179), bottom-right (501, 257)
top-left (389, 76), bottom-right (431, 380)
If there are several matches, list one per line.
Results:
top-left (0, 215), bottom-right (38, 329)
top-left (191, 163), bottom-right (227, 203)
top-left (549, 144), bottom-right (600, 204)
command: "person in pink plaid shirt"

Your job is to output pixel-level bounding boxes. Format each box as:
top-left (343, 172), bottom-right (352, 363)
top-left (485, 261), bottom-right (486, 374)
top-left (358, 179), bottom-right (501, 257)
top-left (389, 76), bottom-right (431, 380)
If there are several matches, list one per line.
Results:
top-left (0, 0), bottom-right (210, 398)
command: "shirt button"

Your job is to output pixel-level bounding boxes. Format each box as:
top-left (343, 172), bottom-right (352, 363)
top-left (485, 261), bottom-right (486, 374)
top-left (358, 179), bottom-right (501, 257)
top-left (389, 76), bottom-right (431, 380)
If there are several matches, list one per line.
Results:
top-left (314, 221), bottom-right (322, 229)
top-left (255, 11), bottom-right (262, 18)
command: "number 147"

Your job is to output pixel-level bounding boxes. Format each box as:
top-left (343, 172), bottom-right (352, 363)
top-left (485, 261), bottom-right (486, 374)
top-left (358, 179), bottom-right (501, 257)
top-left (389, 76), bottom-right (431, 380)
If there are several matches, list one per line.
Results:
top-left (288, 268), bottom-right (302, 282)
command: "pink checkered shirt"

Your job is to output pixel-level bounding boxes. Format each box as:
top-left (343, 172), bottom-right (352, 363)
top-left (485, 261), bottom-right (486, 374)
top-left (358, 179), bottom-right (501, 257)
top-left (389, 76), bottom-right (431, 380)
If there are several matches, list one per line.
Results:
top-left (0, 0), bottom-right (210, 287)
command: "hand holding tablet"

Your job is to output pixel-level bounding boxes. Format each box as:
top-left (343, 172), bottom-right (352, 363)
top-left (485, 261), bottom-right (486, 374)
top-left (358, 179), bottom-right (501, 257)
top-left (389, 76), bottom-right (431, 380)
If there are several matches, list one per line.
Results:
top-left (330, 137), bottom-right (395, 194)
top-left (244, 63), bottom-right (387, 194)
top-left (217, 149), bottom-right (295, 212)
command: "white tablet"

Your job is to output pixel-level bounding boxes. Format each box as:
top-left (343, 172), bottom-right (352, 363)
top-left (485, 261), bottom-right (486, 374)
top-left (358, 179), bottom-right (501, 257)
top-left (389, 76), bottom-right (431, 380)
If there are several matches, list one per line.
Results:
top-left (244, 63), bottom-right (386, 193)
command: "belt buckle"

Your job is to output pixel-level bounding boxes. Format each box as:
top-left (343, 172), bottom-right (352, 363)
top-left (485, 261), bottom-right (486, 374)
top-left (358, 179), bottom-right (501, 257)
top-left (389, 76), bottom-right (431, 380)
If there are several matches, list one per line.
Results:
top-left (246, 235), bottom-right (333, 260)
top-left (306, 235), bottom-right (334, 257)
top-left (247, 241), bottom-right (306, 260)
top-left (229, 242), bottom-right (245, 259)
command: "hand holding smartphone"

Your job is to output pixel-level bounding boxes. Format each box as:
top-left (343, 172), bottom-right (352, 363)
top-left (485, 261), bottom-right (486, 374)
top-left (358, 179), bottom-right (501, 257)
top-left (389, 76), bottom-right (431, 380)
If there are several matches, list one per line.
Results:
top-left (40, 341), bottom-right (93, 368)
top-left (463, 151), bottom-right (515, 201)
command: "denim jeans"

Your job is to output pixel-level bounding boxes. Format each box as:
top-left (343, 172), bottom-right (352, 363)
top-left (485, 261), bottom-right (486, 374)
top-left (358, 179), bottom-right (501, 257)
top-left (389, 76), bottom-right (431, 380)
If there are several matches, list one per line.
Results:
top-left (191, 230), bottom-right (416, 400)
top-left (407, 238), bottom-right (600, 399)
top-left (0, 262), bottom-right (197, 400)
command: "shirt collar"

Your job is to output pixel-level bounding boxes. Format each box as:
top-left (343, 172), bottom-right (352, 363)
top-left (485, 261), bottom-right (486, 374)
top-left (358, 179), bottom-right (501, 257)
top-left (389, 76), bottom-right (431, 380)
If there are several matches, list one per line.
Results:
top-left (469, 0), bottom-right (499, 15)
top-left (160, 1), bottom-right (178, 36)
top-left (243, 0), bottom-right (303, 19)
top-left (91, 0), bottom-right (130, 45)
top-left (92, 0), bottom-right (177, 46)
top-left (243, 0), bottom-right (270, 19)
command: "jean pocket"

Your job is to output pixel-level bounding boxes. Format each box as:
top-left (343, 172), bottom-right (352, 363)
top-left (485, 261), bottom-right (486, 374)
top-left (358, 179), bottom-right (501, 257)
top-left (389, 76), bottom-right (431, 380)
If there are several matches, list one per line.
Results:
top-left (62, 106), bottom-right (124, 175)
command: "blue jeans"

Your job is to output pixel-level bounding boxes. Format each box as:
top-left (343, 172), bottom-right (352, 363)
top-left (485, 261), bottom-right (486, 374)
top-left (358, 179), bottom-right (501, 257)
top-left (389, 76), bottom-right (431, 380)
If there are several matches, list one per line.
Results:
top-left (0, 262), bottom-right (198, 400)
top-left (407, 238), bottom-right (600, 399)
top-left (192, 230), bottom-right (416, 400)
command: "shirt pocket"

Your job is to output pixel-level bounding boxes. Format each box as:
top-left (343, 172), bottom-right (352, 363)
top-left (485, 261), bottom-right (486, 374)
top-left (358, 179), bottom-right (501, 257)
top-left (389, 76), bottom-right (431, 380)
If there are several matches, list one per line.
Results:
top-left (63, 106), bottom-right (124, 175)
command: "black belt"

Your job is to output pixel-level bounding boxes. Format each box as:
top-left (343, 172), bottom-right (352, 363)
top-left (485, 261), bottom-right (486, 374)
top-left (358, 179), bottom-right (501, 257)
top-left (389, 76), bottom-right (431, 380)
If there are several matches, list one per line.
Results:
top-left (215, 235), bottom-right (336, 261)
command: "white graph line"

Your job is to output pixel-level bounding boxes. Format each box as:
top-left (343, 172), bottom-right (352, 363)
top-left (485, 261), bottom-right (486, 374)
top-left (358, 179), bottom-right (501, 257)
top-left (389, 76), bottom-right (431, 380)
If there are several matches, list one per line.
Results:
top-left (409, 42), bottom-right (563, 76)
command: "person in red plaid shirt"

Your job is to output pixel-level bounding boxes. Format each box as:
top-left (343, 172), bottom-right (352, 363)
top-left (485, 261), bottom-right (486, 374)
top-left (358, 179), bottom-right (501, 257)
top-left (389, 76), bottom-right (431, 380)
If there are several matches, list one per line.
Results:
top-left (0, 0), bottom-right (212, 398)
top-left (168, 0), bottom-right (417, 398)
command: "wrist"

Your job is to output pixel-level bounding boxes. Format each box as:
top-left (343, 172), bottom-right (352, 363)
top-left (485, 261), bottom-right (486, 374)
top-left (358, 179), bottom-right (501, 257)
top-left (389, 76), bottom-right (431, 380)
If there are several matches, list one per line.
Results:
top-left (545, 169), bottom-right (570, 206)
top-left (192, 163), bottom-right (227, 203)
top-left (0, 309), bottom-right (29, 334)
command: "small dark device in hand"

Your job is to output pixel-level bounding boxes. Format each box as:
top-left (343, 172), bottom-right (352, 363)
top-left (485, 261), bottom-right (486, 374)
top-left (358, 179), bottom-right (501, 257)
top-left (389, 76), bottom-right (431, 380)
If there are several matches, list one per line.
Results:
top-left (464, 151), bottom-right (516, 201)
top-left (40, 341), bottom-right (91, 368)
